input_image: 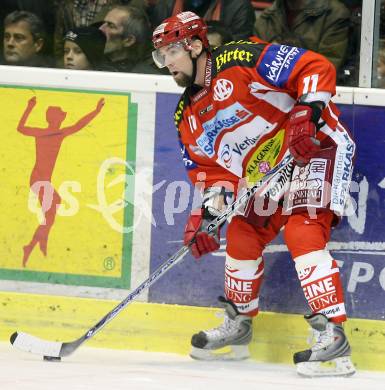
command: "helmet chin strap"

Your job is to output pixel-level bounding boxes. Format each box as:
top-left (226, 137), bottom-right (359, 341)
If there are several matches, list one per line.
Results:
top-left (189, 47), bottom-right (205, 87)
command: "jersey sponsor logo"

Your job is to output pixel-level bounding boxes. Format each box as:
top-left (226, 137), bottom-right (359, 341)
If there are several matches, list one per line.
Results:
top-left (258, 44), bottom-right (306, 88)
top-left (331, 132), bottom-right (355, 214)
top-left (225, 273), bottom-right (254, 303)
top-left (204, 57), bottom-right (212, 87)
top-left (342, 141), bottom-right (354, 182)
top-left (303, 276), bottom-right (340, 313)
top-left (197, 102), bottom-right (252, 157)
top-left (216, 115), bottom-right (277, 175)
top-left (320, 305), bottom-right (343, 317)
top-left (303, 277), bottom-right (335, 300)
top-left (213, 79), bottom-right (233, 101)
top-left (225, 274), bottom-right (253, 292)
top-left (220, 135), bottom-right (259, 168)
top-left (179, 140), bottom-right (197, 170)
top-left (258, 161), bottom-right (271, 173)
top-left (246, 130), bottom-right (285, 183)
top-left (286, 159), bottom-right (328, 210)
top-left (215, 49), bottom-right (254, 72)
top-left (220, 144), bottom-right (232, 168)
top-left (297, 266), bottom-right (314, 281)
top-left (199, 104), bottom-right (213, 116)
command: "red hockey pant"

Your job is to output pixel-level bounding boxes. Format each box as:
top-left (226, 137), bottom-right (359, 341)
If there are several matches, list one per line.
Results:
top-left (225, 208), bottom-right (347, 322)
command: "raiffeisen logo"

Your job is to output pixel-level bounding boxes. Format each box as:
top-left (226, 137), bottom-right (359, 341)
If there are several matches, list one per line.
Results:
top-left (197, 103), bottom-right (252, 157)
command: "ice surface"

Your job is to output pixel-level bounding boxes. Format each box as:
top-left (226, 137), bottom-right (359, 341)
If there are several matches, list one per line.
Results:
top-left (1, 342), bottom-right (384, 390)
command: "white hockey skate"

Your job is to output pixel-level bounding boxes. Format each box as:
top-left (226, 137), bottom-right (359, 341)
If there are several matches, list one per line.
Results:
top-left (190, 297), bottom-right (252, 361)
top-left (294, 313), bottom-right (356, 377)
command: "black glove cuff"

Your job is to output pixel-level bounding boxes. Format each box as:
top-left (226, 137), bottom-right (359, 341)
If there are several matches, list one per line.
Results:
top-left (296, 101), bottom-right (324, 129)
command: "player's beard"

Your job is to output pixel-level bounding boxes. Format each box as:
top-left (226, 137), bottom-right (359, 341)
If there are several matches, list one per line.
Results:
top-left (173, 71), bottom-right (193, 88)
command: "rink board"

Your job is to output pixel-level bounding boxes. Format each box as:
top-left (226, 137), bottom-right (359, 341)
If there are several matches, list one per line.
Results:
top-left (0, 291), bottom-right (384, 371)
top-left (0, 69), bottom-right (383, 372)
top-left (149, 94), bottom-right (385, 321)
top-left (0, 86), bottom-right (138, 288)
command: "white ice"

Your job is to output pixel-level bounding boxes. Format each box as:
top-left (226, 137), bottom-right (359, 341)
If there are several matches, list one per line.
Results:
top-left (1, 342), bottom-right (385, 390)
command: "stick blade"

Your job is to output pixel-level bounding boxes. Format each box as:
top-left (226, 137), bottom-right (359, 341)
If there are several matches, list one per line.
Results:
top-left (10, 331), bottom-right (62, 357)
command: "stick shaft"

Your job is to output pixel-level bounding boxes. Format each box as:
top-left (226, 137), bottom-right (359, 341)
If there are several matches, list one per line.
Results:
top-left (11, 155), bottom-right (293, 357)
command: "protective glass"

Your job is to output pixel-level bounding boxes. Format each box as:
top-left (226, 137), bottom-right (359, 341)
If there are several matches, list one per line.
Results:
top-left (152, 41), bottom-right (188, 68)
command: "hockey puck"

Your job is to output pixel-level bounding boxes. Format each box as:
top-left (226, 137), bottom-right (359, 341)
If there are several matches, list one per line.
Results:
top-left (43, 355), bottom-right (61, 362)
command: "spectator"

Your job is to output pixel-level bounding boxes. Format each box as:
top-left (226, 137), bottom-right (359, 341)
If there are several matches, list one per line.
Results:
top-left (0, 0), bottom-right (56, 59)
top-left (54, 0), bottom-right (117, 59)
top-left (381, 1), bottom-right (385, 39)
top-left (375, 40), bottom-right (385, 88)
top-left (93, 0), bottom-right (148, 22)
top-left (144, 0), bottom-right (255, 41)
top-left (254, 0), bottom-right (351, 73)
top-left (63, 26), bottom-right (113, 71)
top-left (2, 11), bottom-right (52, 67)
top-left (206, 20), bottom-right (233, 48)
top-left (99, 5), bottom-right (162, 73)
top-left (337, 0), bottom-right (361, 86)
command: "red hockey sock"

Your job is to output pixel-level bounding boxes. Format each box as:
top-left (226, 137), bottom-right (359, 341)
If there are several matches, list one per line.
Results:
top-left (295, 250), bottom-right (347, 323)
top-left (224, 255), bottom-right (264, 316)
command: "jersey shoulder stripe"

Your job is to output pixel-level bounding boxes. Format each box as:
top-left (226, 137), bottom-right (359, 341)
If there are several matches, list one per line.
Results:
top-left (212, 40), bottom-right (266, 75)
top-left (174, 92), bottom-right (189, 127)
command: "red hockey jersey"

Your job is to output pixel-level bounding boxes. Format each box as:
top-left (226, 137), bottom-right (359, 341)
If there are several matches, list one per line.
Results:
top-left (174, 41), bottom-right (342, 193)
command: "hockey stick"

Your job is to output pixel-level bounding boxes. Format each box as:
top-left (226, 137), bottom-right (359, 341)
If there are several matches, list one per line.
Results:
top-left (10, 154), bottom-right (293, 359)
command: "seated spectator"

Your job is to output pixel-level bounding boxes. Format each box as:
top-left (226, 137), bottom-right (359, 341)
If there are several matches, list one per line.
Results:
top-left (206, 20), bottom-right (233, 48)
top-left (254, 0), bottom-right (351, 73)
top-left (99, 5), bottom-right (162, 73)
top-left (2, 11), bottom-right (52, 67)
top-left (63, 26), bottom-right (113, 71)
top-left (0, 0), bottom-right (57, 59)
top-left (54, 0), bottom-right (118, 59)
top-left (144, 0), bottom-right (255, 41)
top-left (375, 40), bottom-right (385, 88)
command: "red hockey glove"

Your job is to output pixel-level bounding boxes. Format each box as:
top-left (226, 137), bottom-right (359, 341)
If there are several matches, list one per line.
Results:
top-left (288, 104), bottom-right (322, 166)
top-left (183, 208), bottom-right (220, 259)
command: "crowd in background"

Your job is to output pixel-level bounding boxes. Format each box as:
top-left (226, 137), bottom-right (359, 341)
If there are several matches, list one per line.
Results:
top-left (0, 0), bottom-right (383, 88)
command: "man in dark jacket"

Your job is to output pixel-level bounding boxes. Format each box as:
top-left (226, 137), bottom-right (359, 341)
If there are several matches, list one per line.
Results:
top-left (99, 4), bottom-right (163, 73)
top-left (254, 0), bottom-right (350, 73)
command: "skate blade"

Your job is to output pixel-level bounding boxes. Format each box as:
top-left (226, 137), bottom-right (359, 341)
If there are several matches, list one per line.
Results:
top-left (190, 345), bottom-right (250, 361)
top-left (296, 356), bottom-right (356, 377)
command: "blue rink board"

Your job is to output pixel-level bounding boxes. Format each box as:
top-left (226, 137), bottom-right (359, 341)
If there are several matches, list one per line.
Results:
top-left (148, 93), bottom-right (385, 321)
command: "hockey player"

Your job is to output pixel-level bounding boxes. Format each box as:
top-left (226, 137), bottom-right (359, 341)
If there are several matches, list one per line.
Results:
top-left (152, 11), bottom-right (356, 377)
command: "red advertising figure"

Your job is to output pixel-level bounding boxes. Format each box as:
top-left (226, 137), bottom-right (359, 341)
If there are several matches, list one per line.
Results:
top-left (17, 96), bottom-right (105, 267)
